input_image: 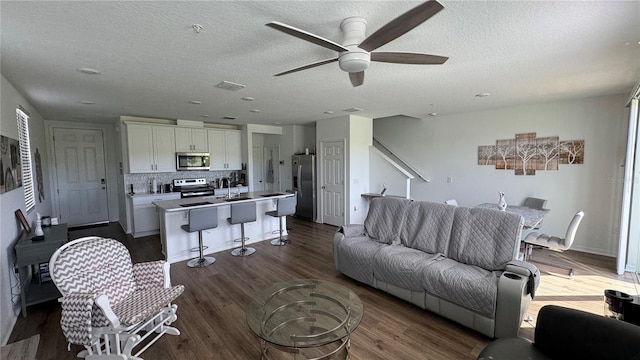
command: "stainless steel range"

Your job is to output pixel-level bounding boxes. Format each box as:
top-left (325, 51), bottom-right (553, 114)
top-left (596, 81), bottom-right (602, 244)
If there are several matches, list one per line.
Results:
top-left (173, 178), bottom-right (214, 198)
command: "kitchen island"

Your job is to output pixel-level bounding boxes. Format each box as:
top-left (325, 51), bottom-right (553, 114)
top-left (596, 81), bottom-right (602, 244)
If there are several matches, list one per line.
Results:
top-left (154, 191), bottom-right (293, 264)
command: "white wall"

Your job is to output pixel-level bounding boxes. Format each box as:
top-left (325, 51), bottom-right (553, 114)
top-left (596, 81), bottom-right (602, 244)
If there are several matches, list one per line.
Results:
top-left (374, 94), bottom-right (629, 256)
top-left (370, 149), bottom-right (410, 196)
top-left (348, 116), bottom-right (372, 224)
top-left (316, 115), bottom-right (372, 225)
top-left (0, 75), bottom-right (53, 344)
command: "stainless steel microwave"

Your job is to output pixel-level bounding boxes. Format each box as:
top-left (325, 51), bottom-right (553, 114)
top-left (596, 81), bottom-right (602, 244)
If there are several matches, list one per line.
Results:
top-left (176, 152), bottom-right (210, 171)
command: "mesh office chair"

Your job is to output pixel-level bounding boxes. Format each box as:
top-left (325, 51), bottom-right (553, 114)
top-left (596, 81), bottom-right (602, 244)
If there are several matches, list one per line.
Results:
top-left (49, 236), bottom-right (184, 360)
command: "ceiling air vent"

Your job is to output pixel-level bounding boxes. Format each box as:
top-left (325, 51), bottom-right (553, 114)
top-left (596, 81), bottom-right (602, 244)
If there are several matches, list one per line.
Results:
top-left (222, 116), bottom-right (238, 120)
top-left (342, 107), bottom-right (363, 113)
top-left (215, 81), bottom-right (246, 91)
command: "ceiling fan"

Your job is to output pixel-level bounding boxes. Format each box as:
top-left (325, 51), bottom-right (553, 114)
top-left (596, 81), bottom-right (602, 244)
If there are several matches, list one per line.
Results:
top-left (266, 0), bottom-right (448, 87)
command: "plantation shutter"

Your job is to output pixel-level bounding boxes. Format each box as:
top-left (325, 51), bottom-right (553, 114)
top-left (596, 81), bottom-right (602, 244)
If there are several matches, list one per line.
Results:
top-left (16, 108), bottom-right (35, 212)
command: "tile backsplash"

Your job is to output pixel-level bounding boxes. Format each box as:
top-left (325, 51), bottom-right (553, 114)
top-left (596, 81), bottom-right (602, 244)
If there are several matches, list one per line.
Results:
top-left (125, 170), bottom-right (240, 194)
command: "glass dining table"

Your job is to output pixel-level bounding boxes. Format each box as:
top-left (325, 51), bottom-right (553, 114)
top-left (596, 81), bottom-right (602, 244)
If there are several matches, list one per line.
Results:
top-left (476, 203), bottom-right (550, 229)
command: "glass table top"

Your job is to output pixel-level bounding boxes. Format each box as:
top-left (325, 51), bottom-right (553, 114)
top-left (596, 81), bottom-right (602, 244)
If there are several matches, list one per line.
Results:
top-left (246, 279), bottom-right (363, 349)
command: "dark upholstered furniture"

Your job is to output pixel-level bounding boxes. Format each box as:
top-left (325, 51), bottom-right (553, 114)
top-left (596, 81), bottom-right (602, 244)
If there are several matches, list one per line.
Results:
top-left (477, 305), bottom-right (640, 360)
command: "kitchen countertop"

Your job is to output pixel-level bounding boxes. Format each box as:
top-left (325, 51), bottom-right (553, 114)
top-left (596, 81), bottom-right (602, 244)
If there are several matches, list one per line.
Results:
top-left (153, 190), bottom-right (293, 212)
top-left (127, 192), bottom-right (181, 198)
top-left (127, 186), bottom-right (249, 198)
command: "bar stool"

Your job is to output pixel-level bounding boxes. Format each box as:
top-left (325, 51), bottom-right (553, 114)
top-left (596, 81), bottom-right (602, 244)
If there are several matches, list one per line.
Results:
top-left (266, 195), bottom-right (297, 246)
top-left (181, 207), bottom-right (218, 268)
top-left (228, 202), bottom-right (256, 257)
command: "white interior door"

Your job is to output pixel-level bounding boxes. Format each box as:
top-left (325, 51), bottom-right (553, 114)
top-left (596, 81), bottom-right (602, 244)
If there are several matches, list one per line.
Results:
top-left (264, 145), bottom-right (280, 192)
top-left (252, 146), bottom-right (264, 191)
top-left (53, 127), bottom-right (108, 226)
top-left (321, 140), bottom-right (345, 226)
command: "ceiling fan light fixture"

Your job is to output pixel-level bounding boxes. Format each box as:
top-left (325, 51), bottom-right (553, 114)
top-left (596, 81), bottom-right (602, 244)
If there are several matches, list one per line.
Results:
top-left (339, 49), bottom-right (370, 73)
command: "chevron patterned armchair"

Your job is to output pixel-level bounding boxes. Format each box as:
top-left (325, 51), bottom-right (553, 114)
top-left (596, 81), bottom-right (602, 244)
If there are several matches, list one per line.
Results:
top-left (49, 236), bottom-right (184, 360)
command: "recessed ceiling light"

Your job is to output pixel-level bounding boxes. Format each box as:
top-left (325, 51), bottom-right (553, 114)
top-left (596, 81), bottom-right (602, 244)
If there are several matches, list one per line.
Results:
top-left (215, 81), bottom-right (246, 91)
top-left (274, 122), bottom-right (281, 125)
top-left (222, 116), bottom-right (238, 120)
top-left (80, 100), bottom-right (94, 105)
top-left (249, 109), bottom-right (260, 113)
top-left (78, 68), bottom-right (101, 75)
top-left (242, 97), bottom-right (255, 101)
top-left (428, 112), bottom-right (437, 117)
top-left (200, 115), bottom-right (209, 118)
top-left (189, 100), bottom-right (202, 104)
top-left (475, 93), bottom-right (490, 98)
top-left (324, 111), bottom-right (334, 114)
top-left (343, 107), bottom-right (363, 113)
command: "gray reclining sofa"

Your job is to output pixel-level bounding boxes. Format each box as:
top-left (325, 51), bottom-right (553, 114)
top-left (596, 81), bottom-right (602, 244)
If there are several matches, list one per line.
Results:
top-left (333, 197), bottom-right (540, 338)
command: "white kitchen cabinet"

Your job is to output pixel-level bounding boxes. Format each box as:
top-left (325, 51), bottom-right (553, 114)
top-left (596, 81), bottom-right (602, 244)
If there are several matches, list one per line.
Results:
top-left (126, 123), bottom-right (176, 173)
top-left (208, 129), bottom-right (242, 170)
top-left (129, 193), bottom-right (181, 238)
top-left (175, 127), bottom-right (208, 152)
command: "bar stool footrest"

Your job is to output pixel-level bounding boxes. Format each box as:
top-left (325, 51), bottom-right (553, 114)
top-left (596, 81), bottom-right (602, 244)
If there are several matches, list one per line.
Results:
top-left (187, 256), bottom-right (216, 268)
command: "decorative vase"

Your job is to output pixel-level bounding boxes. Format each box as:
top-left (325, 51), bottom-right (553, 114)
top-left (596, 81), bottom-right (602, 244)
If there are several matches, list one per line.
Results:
top-left (497, 191), bottom-right (507, 211)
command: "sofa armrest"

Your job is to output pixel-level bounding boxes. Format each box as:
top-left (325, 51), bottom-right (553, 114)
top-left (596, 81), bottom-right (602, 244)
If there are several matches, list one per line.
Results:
top-left (334, 225), bottom-right (365, 271)
top-left (495, 271), bottom-right (531, 338)
top-left (506, 260), bottom-right (540, 298)
top-left (339, 224), bottom-right (365, 238)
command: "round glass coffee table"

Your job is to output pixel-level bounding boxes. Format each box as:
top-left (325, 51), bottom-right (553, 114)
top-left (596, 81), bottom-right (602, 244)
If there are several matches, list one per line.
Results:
top-left (246, 279), bottom-right (363, 359)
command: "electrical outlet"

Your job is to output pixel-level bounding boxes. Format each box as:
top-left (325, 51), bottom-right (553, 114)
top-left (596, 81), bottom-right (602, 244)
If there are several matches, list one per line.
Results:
top-left (447, 176), bottom-right (453, 183)
top-left (353, 206), bottom-right (357, 212)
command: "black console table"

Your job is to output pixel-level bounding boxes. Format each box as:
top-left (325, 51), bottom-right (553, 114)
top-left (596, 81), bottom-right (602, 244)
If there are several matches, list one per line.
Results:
top-left (14, 223), bottom-right (68, 317)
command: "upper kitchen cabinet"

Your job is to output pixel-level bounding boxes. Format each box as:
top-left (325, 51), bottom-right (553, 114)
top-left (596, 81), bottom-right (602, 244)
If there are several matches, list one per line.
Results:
top-left (126, 123), bottom-right (176, 173)
top-left (208, 129), bottom-right (242, 170)
top-left (175, 127), bottom-right (208, 152)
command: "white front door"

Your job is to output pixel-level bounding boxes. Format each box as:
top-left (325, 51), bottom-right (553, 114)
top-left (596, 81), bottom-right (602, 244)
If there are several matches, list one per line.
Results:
top-left (321, 140), bottom-right (345, 226)
top-left (252, 146), bottom-right (264, 191)
top-left (53, 128), bottom-right (108, 226)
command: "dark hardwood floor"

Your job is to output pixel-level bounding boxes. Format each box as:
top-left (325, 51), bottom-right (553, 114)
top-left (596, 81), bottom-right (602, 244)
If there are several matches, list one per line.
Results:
top-left (8, 217), bottom-right (638, 359)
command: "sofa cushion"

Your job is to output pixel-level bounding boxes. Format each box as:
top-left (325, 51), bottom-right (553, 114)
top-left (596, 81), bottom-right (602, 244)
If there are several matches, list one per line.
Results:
top-left (336, 236), bottom-right (387, 286)
top-left (422, 258), bottom-right (501, 317)
top-left (401, 201), bottom-right (456, 254)
top-left (374, 245), bottom-right (443, 292)
top-left (364, 197), bottom-right (412, 244)
top-left (449, 207), bottom-right (523, 270)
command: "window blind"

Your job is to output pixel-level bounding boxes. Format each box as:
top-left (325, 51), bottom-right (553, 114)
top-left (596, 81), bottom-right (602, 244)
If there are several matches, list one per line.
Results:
top-left (16, 108), bottom-right (35, 212)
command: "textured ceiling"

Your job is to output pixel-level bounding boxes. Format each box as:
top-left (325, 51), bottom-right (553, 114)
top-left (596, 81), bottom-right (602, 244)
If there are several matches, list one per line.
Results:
top-left (1, 1), bottom-right (639, 125)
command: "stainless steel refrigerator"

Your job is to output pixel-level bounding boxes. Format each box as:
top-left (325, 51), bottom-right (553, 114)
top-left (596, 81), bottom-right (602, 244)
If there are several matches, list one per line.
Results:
top-left (292, 154), bottom-right (316, 221)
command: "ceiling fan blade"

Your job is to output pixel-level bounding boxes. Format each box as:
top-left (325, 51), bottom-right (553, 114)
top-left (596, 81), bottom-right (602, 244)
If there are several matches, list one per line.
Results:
top-left (359, 0), bottom-right (444, 52)
top-left (349, 72), bottom-right (364, 87)
top-left (274, 58), bottom-right (338, 76)
top-left (266, 21), bottom-right (350, 53)
top-left (371, 52), bottom-right (448, 64)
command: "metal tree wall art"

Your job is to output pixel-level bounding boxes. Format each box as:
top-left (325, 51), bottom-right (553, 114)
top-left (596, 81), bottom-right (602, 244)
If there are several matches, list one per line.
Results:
top-left (477, 132), bottom-right (584, 175)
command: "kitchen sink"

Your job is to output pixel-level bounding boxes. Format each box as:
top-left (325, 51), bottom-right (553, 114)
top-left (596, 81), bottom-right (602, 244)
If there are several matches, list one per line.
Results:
top-left (179, 201), bottom-right (214, 207)
top-left (224, 197), bottom-right (251, 202)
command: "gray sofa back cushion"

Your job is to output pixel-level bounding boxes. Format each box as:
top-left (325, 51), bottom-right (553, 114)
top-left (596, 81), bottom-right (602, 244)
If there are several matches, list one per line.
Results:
top-left (401, 201), bottom-right (456, 254)
top-left (364, 197), bottom-right (412, 244)
top-left (449, 207), bottom-right (523, 270)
